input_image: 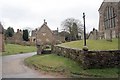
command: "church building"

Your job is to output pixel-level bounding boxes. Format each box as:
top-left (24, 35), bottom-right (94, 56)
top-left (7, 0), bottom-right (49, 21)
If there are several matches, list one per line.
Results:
top-left (98, 1), bottom-right (120, 39)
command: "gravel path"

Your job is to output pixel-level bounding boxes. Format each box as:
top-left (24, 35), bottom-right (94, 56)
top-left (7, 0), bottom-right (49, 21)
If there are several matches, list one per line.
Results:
top-left (1, 52), bottom-right (62, 78)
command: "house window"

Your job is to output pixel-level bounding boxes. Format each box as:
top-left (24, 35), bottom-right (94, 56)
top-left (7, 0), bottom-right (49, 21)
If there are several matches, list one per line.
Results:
top-left (33, 38), bottom-right (36, 41)
top-left (46, 38), bottom-right (49, 42)
top-left (104, 6), bottom-right (116, 30)
top-left (42, 32), bottom-right (46, 36)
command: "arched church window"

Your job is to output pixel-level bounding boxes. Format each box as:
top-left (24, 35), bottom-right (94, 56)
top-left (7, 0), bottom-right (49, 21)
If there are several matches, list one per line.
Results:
top-left (104, 6), bottom-right (116, 30)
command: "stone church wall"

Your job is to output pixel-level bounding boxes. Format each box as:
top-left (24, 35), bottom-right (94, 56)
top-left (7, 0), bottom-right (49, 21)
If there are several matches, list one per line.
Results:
top-left (98, 2), bottom-right (120, 39)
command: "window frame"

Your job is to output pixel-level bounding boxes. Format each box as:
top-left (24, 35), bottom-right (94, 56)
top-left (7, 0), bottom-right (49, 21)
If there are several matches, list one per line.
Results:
top-left (104, 6), bottom-right (116, 30)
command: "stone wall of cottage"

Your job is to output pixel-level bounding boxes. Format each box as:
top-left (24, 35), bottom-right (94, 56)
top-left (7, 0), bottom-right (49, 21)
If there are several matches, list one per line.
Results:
top-left (0, 34), bottom-right (4, 52)
top-left (52, 45), bottom-right (120, 69)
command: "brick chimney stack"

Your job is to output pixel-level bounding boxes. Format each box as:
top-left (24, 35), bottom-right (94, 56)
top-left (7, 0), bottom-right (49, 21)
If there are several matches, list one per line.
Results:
top-left (44, 19), bottom-right (47, 24)
top-left (17, 29), bottom-right (19, 33)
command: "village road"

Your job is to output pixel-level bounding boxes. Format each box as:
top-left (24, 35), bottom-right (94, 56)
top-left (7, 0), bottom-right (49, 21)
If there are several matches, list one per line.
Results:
top-left (1, 52), bottom-right (61, 78)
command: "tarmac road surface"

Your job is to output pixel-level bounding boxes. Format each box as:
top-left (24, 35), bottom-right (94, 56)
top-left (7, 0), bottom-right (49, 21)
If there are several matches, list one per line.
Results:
top-left (1, 52), bottom-right (63, 78)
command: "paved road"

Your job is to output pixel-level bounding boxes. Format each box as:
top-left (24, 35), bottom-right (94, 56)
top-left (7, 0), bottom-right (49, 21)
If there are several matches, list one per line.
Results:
top-left (1, 52), bottom-right (61, 78)
top-left (0, 55), bottom-right (2, 79)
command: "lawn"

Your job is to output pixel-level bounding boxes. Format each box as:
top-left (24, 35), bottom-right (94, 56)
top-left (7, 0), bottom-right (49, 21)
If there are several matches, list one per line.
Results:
top-left (24, 54), bottom-right (119, 78)
top-left (58, 39), bottom-right (118, 50)
top-left (2, 44), bottom-right (37, 56)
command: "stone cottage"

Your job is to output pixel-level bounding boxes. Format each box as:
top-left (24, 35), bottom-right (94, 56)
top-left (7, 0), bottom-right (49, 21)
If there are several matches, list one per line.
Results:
top-left (31, 22), bottom-right (65, 44)
top-left (12, 29), bottom-right (23, 44)
top-left (52, 29), bottom-right (65, 43)
top-left (30, 29), bottom-right (37, 43)
top-left (98, 1), bottom-right (120, 40)
top-left (36, 20), bottom-right (55, 54)
top-left (0, 23), bottom-right (4, 52)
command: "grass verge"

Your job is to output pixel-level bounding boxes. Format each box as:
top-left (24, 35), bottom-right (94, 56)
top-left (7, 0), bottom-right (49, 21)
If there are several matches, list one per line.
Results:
top-left (24, 54), bottom-right (119, 78)
top-left (2, 44), bottom-right (37, 56)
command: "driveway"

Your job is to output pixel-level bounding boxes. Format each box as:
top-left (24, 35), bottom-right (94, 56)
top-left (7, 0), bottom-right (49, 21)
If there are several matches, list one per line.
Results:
top-left (1, 52), bottom-right (62, 78)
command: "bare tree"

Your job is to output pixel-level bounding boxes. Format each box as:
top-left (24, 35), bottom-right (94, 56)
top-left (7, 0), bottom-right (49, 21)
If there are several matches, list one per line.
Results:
top-left (61, 18), bottom-right (83, 41)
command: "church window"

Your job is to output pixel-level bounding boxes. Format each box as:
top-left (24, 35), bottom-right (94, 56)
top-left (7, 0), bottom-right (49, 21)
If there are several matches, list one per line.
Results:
top-left (104, 6), bottom-right (116, 30)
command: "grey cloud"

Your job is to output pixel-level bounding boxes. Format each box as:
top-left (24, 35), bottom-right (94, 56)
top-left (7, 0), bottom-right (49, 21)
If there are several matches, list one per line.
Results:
top-left (0, 0), bottom-right (103, 32)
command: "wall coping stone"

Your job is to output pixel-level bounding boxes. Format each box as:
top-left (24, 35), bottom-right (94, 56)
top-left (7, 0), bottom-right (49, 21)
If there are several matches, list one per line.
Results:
top-left (55, 45), bottom-right (119, 52)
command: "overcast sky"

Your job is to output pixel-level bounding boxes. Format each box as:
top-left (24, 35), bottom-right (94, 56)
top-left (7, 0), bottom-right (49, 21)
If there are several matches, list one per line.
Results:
top-left (0, 0), bottom-right (103, 33)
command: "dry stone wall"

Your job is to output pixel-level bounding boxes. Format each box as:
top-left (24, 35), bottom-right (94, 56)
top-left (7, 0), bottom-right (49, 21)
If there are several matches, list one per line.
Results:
top-left (52, 45), bottom-right (120, 69)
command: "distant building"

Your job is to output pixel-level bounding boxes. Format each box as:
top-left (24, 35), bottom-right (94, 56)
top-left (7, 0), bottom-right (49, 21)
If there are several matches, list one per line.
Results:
top-left (52, 29), bottom-right (65, 43)
top-left (58, 31), bottom-right (71, 41)
top-left (98, 1), bottom-right (120, 40)
top-left (30, 29), bottom-right (37, 43)
top-left (12, 29), bottom-right (23, 44)
top-left (0, 23), bottom-right (4, 52)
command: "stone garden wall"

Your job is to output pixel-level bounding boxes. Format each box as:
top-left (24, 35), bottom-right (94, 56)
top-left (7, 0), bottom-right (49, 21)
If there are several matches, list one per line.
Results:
top-left (52, 45), bottom-right (120, 69)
